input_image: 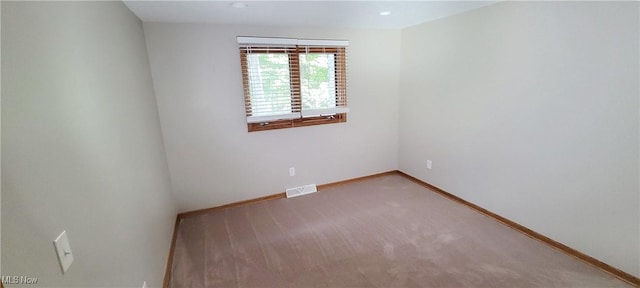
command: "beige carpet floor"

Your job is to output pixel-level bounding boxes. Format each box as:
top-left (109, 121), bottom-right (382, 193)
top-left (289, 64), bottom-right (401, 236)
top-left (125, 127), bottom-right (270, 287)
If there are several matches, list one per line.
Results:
top-left (169, 174), bottom-right (632, 287)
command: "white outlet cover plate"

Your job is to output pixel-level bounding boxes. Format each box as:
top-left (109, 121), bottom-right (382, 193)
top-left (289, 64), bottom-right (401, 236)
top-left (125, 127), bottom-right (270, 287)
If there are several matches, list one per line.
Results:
top-left (53, 230), bottom-right (74, 274)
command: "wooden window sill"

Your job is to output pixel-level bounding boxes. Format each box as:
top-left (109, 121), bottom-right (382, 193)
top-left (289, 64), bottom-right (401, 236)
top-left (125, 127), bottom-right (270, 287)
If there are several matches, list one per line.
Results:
top-left (247, 113), bottom-right (347, 132)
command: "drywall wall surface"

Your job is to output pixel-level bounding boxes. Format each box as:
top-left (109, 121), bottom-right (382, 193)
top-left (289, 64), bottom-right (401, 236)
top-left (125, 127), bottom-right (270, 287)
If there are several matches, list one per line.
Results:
top-left (144, 23), bottom-right (401, 212)
top-left (398, 1), bottom-right (639, 276)
top-left (0, 0), bottom-right (3, 278)
top-left (2, 2), bottom-right (175, 286)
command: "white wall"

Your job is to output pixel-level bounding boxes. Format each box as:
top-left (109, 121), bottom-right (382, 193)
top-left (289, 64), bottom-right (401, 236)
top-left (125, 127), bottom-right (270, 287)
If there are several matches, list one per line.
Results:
top-left (0, 0), bottom-right (3, 278)
top-left (144, 23), bottom-right (401, 212)
top-left (2, 2), bottom-right (176, 286)
top-left (398, 1), bottom-right (639, 277)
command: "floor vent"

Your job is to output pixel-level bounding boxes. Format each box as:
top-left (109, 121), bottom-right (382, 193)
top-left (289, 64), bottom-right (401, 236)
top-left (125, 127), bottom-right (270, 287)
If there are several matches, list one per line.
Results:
top-left (286, 184), bottom-right (317, 198)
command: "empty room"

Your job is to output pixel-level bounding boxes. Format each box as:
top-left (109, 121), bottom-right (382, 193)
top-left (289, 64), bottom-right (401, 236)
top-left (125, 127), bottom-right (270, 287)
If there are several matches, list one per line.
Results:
top-left (1, 1), bottom-right (638, 287)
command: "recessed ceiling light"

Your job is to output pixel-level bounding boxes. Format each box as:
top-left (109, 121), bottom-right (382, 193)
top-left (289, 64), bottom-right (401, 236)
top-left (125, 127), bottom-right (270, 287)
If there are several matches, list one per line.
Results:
top-left (379, 11), bottom-right (391, 16)
top-left (231, 2), bottom-right (248, 9)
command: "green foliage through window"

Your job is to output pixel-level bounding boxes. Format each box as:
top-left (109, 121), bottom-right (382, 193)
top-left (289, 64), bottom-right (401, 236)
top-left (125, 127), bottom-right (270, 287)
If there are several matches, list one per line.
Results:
top-left (300, 53), bottom-right (336, 110)
top-left (247, 54), bottom-right (292, 116)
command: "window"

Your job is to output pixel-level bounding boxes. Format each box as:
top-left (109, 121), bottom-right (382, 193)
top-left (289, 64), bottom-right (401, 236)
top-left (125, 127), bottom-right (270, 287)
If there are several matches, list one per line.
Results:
top-left (238, 37), bottom-right (349, 132)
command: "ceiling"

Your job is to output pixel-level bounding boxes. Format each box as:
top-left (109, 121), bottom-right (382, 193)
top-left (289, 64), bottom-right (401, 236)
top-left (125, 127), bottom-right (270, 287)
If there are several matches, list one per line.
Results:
top-left (123, 1), bottom-right (498, 29)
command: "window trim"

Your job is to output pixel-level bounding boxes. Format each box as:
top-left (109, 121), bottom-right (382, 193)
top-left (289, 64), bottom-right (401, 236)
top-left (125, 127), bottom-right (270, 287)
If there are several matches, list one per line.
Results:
top-left (247, 113), bottom-right (347, 132)
top-left (238, 37), bottom-right (348, 132)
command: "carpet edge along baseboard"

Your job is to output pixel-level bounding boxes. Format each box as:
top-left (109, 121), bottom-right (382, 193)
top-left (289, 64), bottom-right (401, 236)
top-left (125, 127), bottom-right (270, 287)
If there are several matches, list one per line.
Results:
top-left (162, 216), bottom-right (181, 288)
top-left (162, 170), bottom-right (639, 287)
top-left (396, 171), bottom-right (639, 287)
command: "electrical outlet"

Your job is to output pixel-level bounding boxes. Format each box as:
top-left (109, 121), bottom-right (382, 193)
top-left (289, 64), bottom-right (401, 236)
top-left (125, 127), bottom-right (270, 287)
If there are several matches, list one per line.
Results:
top-left (427, 160), bottom-right (432, 169)
top-left (289, 167), bottom-right (295, 176)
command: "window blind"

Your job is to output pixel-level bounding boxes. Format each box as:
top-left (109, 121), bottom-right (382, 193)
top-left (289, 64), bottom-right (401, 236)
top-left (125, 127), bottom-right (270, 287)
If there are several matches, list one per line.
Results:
top-left (239, 43), bottom-right (300, 123)
top-left (238, 37), bottom-right (349, 126)
top-left (298, 44), bottom-right (349, 117)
